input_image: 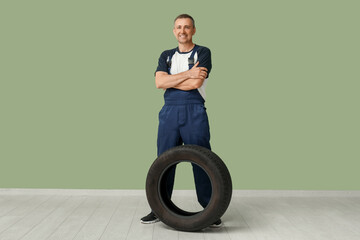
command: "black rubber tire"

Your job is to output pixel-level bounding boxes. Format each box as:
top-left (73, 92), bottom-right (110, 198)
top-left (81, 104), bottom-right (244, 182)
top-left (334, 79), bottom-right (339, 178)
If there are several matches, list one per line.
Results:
top-left (146, 145), bottom-right (232, 232)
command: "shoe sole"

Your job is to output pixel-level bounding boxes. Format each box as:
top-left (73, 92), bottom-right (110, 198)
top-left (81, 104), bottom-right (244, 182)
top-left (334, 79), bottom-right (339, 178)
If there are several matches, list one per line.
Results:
top-left (209, 222), bottom-right (223, 228)
top-left (141, 219), bottom-right (160, 224)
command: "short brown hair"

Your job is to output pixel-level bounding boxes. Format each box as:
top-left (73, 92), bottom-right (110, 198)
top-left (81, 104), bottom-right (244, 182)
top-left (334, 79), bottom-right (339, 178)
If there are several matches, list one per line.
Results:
top-left (174, 14), bottom-right (195, 28)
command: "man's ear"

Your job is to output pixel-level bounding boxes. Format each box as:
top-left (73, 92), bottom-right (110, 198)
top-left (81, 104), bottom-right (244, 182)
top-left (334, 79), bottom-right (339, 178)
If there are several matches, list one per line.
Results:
top-left (193, 27), bottom-right (196, 36)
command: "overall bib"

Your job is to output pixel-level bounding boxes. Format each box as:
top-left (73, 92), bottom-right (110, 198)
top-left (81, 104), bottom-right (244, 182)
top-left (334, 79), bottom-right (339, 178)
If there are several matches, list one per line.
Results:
top-left (157, 46), bottom-right (212, 208)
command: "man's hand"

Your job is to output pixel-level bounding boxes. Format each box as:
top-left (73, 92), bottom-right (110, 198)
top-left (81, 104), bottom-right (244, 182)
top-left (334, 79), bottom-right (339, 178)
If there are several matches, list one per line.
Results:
top-left (174, 62), bottom-right (207, 90)
top-left (187, 62), bottom-right (208, 80)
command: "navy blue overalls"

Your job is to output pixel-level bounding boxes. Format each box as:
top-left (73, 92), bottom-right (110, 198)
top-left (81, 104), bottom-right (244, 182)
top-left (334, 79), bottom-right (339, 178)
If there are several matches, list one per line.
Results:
top-left (157, 45), bottom-right (212, 208)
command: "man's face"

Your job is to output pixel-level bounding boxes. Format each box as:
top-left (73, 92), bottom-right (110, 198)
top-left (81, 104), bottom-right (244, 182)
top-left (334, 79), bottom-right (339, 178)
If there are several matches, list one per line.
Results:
top-left (173, 18), bottom-right (196, 44)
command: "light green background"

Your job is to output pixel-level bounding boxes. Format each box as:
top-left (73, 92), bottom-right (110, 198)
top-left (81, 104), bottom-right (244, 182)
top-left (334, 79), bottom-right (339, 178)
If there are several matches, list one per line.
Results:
top-left (1, 0), bottom-right (359, 190)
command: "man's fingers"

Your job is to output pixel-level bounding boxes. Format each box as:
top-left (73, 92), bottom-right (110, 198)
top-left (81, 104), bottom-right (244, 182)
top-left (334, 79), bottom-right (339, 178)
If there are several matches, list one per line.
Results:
top-left (191, 62), bottom-right (208, 71)
top-left (192, 61), bottom-right (200, 68)
top-left (199, 71), bottom-right (207, 77)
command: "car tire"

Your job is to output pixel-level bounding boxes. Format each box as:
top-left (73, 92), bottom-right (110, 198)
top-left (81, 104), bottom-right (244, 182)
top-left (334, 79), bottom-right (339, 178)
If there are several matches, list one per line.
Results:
top-left (146, 145), bottom-right (232, 231)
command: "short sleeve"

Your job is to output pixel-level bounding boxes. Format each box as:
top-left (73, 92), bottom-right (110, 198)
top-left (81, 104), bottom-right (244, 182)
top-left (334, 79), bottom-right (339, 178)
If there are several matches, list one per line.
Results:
top-left (155, 50), bottom-right (169, 75)
top-left (197, 47), bottom-right (212, 78)
top-left (155, 48), bottom-right (176, 74)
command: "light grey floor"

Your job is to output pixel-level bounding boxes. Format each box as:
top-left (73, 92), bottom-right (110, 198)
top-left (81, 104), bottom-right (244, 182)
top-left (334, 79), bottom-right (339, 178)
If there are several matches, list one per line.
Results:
top-left (0, 192), bottom-right (360, 240)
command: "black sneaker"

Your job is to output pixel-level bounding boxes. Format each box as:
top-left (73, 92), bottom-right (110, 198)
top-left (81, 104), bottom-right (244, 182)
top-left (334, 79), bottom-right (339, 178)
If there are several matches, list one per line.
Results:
top-left (210, 219), bottom-right (223, 228)
top-left (140, 212), bottom-right (159, 224)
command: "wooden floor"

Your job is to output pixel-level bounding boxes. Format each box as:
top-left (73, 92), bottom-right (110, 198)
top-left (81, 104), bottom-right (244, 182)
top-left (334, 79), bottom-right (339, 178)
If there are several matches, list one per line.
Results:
top-left (0, 191), bottom-right (360, 240)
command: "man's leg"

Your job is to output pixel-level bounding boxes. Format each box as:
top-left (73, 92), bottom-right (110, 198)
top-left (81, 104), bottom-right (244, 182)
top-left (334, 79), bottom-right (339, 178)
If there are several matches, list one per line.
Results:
top-left (180, 104), bottom-right (212, 208)
top-left (142, 105), bottom-right (181, 224)
top-left (180, 104), bottom-right (223, 227)
top-left (157, 105), bottom-right (183, 198)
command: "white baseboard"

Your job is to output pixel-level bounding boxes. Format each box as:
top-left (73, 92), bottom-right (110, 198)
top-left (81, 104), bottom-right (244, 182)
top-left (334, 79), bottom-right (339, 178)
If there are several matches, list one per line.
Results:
top-left (0, 188), bottom-right (146, 196)
top-left (231, 190), bottom-right (360, 197)
top-left (1, 188), bottom-right (360, 197)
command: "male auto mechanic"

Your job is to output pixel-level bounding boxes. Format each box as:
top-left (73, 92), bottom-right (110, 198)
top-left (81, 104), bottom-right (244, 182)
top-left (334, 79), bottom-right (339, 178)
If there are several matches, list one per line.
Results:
top-left (141, 14), bottom-right (222, 228)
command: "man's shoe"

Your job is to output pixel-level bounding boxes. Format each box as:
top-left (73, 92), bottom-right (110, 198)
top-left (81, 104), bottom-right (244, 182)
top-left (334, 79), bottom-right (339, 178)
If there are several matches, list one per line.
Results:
top-left (140, 212), bottom-right (160, 224)
top-left (210, 219), bottom-right (223, 228)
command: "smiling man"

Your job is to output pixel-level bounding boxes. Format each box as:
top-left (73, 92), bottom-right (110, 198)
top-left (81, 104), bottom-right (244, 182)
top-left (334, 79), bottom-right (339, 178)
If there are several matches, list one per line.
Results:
top-left (141, 14), bottom-right (222, 228)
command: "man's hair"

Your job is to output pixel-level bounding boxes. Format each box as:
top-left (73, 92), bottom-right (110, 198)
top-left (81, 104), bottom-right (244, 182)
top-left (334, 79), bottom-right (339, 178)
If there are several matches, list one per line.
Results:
top-left (174, 14), bottom-right (195, 28)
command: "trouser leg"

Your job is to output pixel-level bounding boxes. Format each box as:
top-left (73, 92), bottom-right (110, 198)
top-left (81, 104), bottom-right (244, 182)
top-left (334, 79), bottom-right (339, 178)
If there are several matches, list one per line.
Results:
top-left (180, 104), bottom-right (212, 208)
top-left (157, 105), bottom-right (182, 199)
top-left (192, 163), bottom-right (212, 208)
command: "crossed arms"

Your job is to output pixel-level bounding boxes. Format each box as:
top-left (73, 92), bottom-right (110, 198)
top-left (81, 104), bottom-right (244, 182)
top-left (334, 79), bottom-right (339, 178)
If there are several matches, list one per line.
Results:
top-left (155, 62), bottom-right (208, 91)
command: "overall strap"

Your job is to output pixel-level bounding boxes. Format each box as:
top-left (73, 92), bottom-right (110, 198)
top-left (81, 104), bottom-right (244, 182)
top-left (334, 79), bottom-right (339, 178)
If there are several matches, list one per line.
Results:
top-left (188, 45), bottom-right (199, 69)
top-left (166, 50), bottom-right (176, 74)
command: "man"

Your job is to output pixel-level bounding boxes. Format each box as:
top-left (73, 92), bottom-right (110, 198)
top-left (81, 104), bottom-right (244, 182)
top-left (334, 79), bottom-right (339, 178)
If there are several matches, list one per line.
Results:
top-left (141, 14), bottom-right (222, 228)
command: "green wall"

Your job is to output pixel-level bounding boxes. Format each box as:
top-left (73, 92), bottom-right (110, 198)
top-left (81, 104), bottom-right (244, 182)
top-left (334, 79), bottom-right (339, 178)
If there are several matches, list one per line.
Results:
top-left (1, 0), bottom-right (359, 190)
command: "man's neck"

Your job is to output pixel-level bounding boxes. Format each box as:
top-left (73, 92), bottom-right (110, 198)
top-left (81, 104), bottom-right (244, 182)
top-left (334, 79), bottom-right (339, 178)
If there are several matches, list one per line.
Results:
top-left (178, 42), bottom-right (195, 53)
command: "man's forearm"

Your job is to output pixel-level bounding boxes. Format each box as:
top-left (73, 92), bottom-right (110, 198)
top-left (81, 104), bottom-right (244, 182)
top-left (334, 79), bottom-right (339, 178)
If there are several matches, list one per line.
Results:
top-left (173, 78), bottom-right (205, 91)
top-left (155, 71), bottom-right (190, 89)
